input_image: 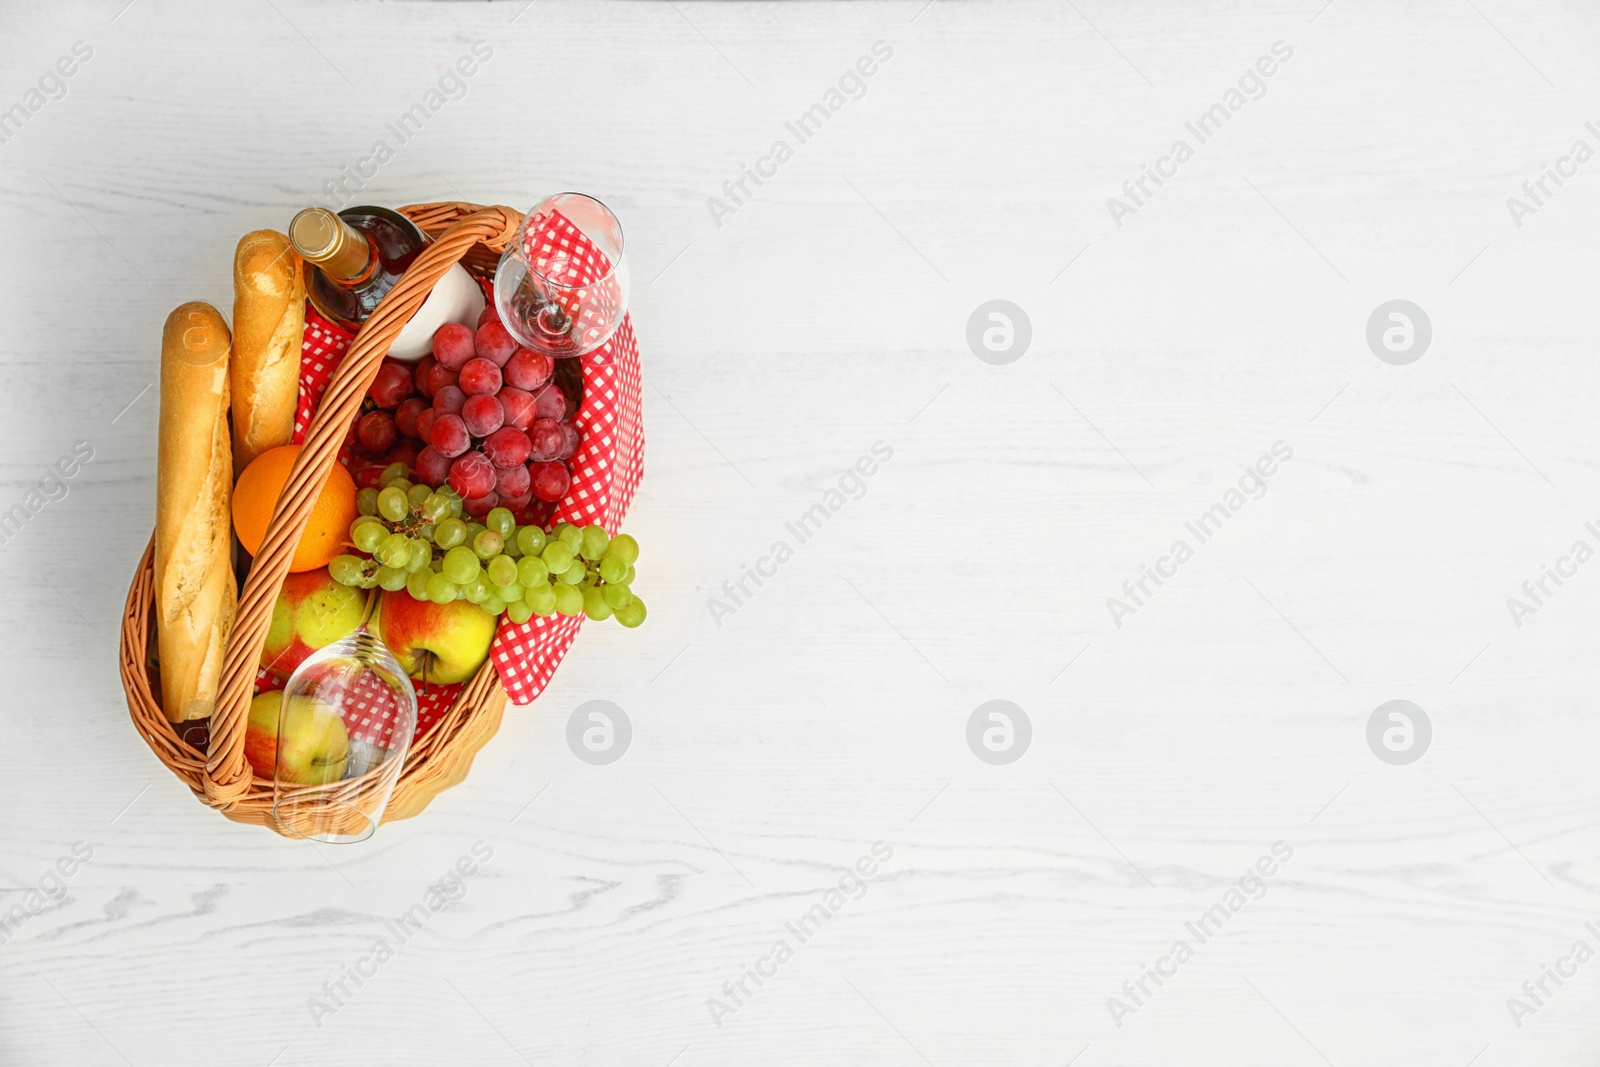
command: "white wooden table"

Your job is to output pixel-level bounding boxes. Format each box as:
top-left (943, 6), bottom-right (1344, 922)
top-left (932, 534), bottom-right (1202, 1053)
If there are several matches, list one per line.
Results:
top-left (3, 0), bottom-right (1599, 1063)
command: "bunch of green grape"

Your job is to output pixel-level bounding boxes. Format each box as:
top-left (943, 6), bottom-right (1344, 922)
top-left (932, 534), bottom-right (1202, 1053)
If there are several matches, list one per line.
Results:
top-left (328, 462), bottom-right (646, 627)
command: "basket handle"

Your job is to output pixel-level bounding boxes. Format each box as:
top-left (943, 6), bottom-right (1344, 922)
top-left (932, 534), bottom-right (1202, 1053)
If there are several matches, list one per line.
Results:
top-left (203, 203), bottom-right (522, 809)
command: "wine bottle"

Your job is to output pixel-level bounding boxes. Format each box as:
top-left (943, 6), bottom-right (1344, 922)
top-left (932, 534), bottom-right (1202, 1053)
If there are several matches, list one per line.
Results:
top-left (289, 206), bottom-right (483, 361)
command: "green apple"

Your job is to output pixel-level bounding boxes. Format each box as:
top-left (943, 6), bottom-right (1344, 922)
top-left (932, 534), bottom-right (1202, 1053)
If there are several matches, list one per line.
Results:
top-left (370, 589), bottom-right (496, 684)
top-left (244, 690), bottom-right (350, 785)
top-left (260, 568), bottom-right (366, 679)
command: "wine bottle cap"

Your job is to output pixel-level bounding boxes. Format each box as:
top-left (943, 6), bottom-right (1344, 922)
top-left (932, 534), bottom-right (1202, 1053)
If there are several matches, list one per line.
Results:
top-left (289, 208), bottom-right (370, 280)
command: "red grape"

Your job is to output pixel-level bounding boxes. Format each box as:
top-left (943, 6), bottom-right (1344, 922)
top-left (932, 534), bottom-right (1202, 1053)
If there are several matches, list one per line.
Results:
top-left (431, 413), bottom-right (471, 458)
top-left (498, 386), bottom-right (537, 430)
top-left (557, 420), bottom-right (581, 461)
top-left (415, 407), bottom-right (438, 443)
top-left (474, 321), bottom-right (518, 367)
top-left (530, 461), bottom-right (571, 502)
top-left (427, 362), bottom-right (459, 395)
top-left (504, 348), bottom-right (552, 391)
top-left (379, 438), bottom-right (420, 472)
top-left (462, 393), bottom-right (505, 437)
top-left (413, 356), bottom-right (438, 398)
top-left (449, 451), bottom-right (496, 498)
top-left (416, 445), bottom-right (452, 486)
top-left (494, 461), bottom-right (531, 498)
top-left (462, 491), bottom-right (500, 518)
top-left (477, 304), bottom-right (501, 329)
top-left (368, 362), bottom-right (413, 408)
top-left (534, 382), bottom-right (566, 420)
top-left (357, 410), bottom-right (398, 452)
top-left (482, 426), bottom-right (531, 468)
top-left (395, 397), bottom-right (427, 438)
top-left (459, 357), bottom-right (502, 396)
top-left (433, 384), bottom-right (466, 416)
top-left (500, 488), bottom-right (533, 513)
top-left (528, 417), bottom-right (565, 462)
top-left (432, 322), bottom-right (477, 370)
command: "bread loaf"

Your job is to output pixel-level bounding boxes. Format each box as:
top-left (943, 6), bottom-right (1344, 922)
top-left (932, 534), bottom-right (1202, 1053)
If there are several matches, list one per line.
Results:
top-left (155, 302), bottom-right (236, 723)
top-left (230, 230), bottom-right (304, 469)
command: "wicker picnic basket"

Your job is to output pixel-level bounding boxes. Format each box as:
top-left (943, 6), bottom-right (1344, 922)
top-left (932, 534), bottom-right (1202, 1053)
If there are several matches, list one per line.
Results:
top-left (120, 201), bottom-right (529, 835)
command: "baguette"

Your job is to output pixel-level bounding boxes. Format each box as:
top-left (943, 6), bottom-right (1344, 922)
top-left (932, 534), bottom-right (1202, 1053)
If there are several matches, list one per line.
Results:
top-left (155, 303), bottom-right (237, 723)
top-left (230, 230), bottom-right (304, 469)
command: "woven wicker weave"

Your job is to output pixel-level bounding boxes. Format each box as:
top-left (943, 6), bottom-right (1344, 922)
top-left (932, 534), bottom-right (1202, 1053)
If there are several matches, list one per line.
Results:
top-left (121, 202), bottom-right (523, 834)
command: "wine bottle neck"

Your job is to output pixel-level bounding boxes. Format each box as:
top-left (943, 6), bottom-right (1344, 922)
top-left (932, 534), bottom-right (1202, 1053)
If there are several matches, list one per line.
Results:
top-left (289, 208), bottom-right (373, 282)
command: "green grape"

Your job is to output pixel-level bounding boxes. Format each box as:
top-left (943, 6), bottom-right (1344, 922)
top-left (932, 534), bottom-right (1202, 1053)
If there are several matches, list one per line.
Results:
top-left (473, 530), bottom-right (504, 559)
top-left (487, 555), bottom-right (518, 587)
top-left (465, 522), bottom-right (487, 541)
top-left (449, 497), bottom-right (464, 518)
top-left (602, 582), bottom-right (633, 609)
top-left (356, 487), bottom-right (380, 516)
top-left (378, 486), bottom-right (409, 521)
top-left (443, 546), bottom-right (480, 584)
top-left (358, 571), bottom-right (381, 589)
top-left (553, 583), bottom-right (584, 617)
top-left (623, 565), bottom-right (635, 585)
top-left (435, 518), bottom-right (467, 550)
top-left (541, 541), bottom-right (574, 572)
top-left (486, 507), bottom-right (516, 538)
top-left (517, 557), bottom-right (549, 588)
top-left (329, 554), bottom-right (365, 585)
top-left (493, 581), bottom-right (524, 604)
top-left (597, 555), bottom-right (627, 584)
top-left (525, 584), bottom-right (557, 616)
top-left (377, 565), bottom-right (409, 591)
top-left (379, 462), bottom-right (410, 488)
top-left (582, 586), bottom-right (614, 620)
top-left (409, 536), bottom-right (431, 565)
top-left (580, 524), bottom-right (609, 560)
top-left (421, 493), bottom-right (452, 522)
top-left (502, 534), bottom-right (522, 559)
top-left (405, 542), bottom-right (433, 572)
top-left (614, 595), bottom-right (646, 628)
top-left (406, 569), bottom-right (432, 601)
top-left (559, 562), bottom-right (587, 585)
top-left (426, 573), bottom-right (459, 603)
top-left (378, 532), bottom-right (412, 567)
top-left (558, 524), bottom-right (584, 552)
top-left (407, 483), bottom-right (431, 507)
top-left (353, 520), bottom-right (387, 554)
top-left (505, 600), bottom-right (534, 624)
top-left (480, 594), bottom-right (507, 616)
top-left (516, 526), bottom-right (547, 556)
top-left (605, 534), bottom-right (639, 566)
top-left (461, 573), bottom-right (491, 604)
top-left (418, 523), bottom-right (436, 542)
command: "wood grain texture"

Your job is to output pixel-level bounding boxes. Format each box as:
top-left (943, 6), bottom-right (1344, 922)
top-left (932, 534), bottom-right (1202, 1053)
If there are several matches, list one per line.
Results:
top-left (3, 0), bottom-right (1600, 1063)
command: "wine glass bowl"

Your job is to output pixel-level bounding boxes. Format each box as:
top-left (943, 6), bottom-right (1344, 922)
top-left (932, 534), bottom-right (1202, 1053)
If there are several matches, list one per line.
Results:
top-left (269, 628), bottom-right (417, 843)
top-left (495, 192), bottom-right (629, 361)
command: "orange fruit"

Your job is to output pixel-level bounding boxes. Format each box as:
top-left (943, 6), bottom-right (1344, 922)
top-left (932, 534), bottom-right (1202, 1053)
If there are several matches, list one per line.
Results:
top-left (232, 444), bottom-right (357, 573)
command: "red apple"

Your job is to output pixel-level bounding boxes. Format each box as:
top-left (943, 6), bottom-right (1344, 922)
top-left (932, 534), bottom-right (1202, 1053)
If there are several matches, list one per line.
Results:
top-left (260, 569), bottom-right (367, 679)
top-left (370, 590), bottom-right (497, 684)
top-left (244, 690), bottom-right (350, 784)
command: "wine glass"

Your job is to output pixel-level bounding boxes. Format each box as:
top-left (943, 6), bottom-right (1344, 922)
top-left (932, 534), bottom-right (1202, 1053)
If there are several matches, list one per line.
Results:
top-left (495, 193), bottom-right (629, 361)
top-left (270, 628), bottom-right (417, 843)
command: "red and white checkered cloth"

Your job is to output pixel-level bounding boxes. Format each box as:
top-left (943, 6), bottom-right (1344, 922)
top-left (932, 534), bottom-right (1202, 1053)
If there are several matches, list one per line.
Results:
top-left (266, 217), bottom-right (644, 717)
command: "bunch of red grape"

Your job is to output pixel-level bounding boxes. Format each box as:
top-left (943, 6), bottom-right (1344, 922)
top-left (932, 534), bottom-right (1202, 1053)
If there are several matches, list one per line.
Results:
top-left (356, 308), bottom-right (580, 521)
